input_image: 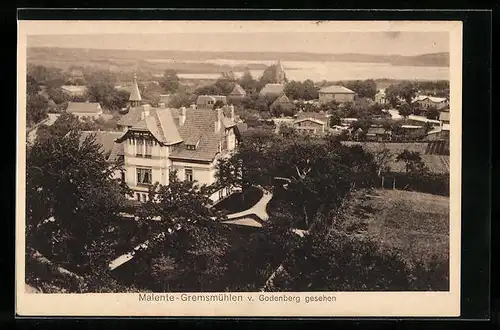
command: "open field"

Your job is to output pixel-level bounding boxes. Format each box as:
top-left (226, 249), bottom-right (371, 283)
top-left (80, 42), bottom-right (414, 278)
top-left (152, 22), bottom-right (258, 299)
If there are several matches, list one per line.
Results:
top-left (347, 189), bottom-right (449, 267)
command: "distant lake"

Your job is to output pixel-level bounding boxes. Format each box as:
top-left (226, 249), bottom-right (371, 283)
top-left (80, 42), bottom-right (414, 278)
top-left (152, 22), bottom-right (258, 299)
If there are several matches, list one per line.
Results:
top-left (148, 58), bottom-right (449, 81)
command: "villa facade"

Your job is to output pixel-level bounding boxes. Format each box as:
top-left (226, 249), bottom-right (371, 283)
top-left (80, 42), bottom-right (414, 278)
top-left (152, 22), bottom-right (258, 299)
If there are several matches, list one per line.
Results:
top-left (111, 77), bottom-right (241, 203)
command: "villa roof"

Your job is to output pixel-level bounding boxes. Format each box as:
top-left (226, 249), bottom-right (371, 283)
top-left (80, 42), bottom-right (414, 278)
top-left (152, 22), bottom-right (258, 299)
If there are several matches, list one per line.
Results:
top-left (259, 83), bottom-right (284, 96)
top-left (229, 84), bottom-right (246, 96)
top-left (66, 102), bottom-right (101, 114)
top-left (170, 108), bottom-right (238, 162)
top-left (319, 85), bottom-right (356, 94)
top-left (117, 106), bottom-right (145, 127)
top-left (79, 131), bottom-right (124, 162)
top-left (124, 107), bottom-right (183, 145)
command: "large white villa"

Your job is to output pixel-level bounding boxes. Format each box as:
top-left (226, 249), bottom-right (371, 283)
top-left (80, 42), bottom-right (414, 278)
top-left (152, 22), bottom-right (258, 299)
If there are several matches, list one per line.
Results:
top-left (84, 75), bottom-right (242, 203)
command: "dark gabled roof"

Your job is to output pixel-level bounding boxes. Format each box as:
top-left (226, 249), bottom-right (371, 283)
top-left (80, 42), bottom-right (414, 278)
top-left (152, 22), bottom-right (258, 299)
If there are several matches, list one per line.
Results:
top-left (270, 94), bottom-right (291, 108)
top-left (170, 108), bottom-right (237, 162)
top-left (66, 102), bottom-right (101, 114)
top-left (229, 84), bottom-right (246, 96)
top-left (79, 131), bottom-right (124, 162)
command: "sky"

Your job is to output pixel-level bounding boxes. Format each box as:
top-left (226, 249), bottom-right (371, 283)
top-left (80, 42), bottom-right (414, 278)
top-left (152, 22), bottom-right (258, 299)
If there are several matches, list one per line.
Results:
top-left (24, 21), bottom-right (450, 56)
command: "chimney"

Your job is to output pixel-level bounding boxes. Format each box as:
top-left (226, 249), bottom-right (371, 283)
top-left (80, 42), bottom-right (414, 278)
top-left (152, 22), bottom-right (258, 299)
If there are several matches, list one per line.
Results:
top-left (229, 104), bottom-right (235, 121)
top-left (179, 106), bottom-right (187, 126)
top-left (141, 104), bottom-right (151, 120)
top-left (158, 102), bottom-right (165, 108)
top-left (215, 108), bottom-right (222, 132)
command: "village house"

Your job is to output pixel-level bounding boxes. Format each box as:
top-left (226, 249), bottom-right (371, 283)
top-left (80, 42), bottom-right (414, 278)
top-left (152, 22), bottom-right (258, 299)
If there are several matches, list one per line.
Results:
top-left (411, 95), bottom-right (449, 110)
top-left (318, 85), bottom-right (356, 104)
top-left (159, 94), bottom-right (171, 106)
top-left (196, 95), bottom-right (228, 109)
top-left (375, 89), bottom-right (388, 105)
top-left (112, 78), bottom-right (241, 203)
top-left (269, 93), bottom-right (294, 112)
top-left (61, 85), bottom-right (87, 97)
top-left (365, 126), bottom-right (392, 142)
top-left (66, 101), bottom-right (103, 119)
top-left (228, 84), bottom-right (246, 100)
top-left (291, 111), bottom-right (331, 135)
top-left (260, 60), bottom-right (287, 98)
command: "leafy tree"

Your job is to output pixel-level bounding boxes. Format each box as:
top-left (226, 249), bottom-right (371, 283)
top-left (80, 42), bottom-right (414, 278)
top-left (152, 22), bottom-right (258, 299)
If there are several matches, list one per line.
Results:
top-left (47, 87), bottom-right (73, 105)
top-left (159, 69), bottom-right (180, 93)
top-left (267, 230), bottom-right (414, 291)
top-left (398, 103), bottom-right (412, 119)
top-left (136, 172), bottom-right (230, 291)
top-left (27, 74), bottom-right (40, 96)
top-left (168, 92), bottom-right (197, 108)
top-left (329, 113), bottom-right (341, 127)
top-left (26, 130), bottom-right (128, 273)
top-left (284, 80), bottom-right (319, 101)
top-left (237, 70), bottom-right (259, 94)
top-left (87, 83), bottom-right (128, 111)
top-left (27, 94), bottom-right (49, 126)
top-left (396, 150), bottom-right (427, 175)
top-left (344, 79), bottom-right (377, 99)
top-left (27, 65), bottom-right (70, 89)
top-left (194, 84), bottom-right (223, 96)
top-left (426, 106), bottom-right (440, 120)
top-left (213, 100), bottom-right (225, 109)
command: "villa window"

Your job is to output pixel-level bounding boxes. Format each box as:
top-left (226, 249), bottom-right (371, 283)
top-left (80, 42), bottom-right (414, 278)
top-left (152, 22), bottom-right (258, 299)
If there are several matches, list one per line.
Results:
top-left (137, 167), bottom-right (152, 186)
top-left (145, 140), bottom-right (152, 158)
top-left (185, 168), bottom-right (193, 182)
top-left (136, 139), bottom-right (144, 157)
top-left (219, 190), bottom-right (224, 200)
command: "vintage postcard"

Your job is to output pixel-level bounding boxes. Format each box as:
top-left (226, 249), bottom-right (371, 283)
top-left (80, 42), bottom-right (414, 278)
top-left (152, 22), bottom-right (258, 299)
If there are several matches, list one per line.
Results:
top-left (16, 20), bottom-right (462, 317)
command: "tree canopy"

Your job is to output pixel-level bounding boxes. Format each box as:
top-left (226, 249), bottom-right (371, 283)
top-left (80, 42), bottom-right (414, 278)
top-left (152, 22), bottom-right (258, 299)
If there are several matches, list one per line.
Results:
top-left (159, 69), bottom-right (180, 93)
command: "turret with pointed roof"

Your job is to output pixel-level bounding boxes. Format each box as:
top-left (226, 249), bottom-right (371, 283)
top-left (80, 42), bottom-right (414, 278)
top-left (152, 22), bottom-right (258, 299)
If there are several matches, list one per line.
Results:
top-left (129, 73), bottom-right (142, 107)
top-left (276, 60), bottom-right (286, 84)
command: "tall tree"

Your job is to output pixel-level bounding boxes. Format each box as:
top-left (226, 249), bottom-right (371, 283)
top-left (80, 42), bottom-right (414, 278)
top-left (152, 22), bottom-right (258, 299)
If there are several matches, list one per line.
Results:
top-left (137, 173), bottom-right (230, 291)
top-left (26, 130), bottom-right (127, 272)
top-left (159, 69), bottom-right (180, 93)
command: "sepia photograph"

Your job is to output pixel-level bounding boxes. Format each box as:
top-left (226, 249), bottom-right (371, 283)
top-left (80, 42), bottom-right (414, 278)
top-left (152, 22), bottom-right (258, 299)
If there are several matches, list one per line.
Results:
top-left (16, 20), bottom-right (462, 317)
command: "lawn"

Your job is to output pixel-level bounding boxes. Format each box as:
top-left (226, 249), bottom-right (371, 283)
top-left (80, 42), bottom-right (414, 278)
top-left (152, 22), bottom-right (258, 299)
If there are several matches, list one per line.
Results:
top-left (353, 189), bottom-right (449, 267)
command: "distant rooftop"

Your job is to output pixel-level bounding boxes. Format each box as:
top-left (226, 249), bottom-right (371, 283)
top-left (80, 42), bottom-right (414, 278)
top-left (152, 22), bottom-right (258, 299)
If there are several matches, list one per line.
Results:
top-left (319, 85), bottom-right (356, 94)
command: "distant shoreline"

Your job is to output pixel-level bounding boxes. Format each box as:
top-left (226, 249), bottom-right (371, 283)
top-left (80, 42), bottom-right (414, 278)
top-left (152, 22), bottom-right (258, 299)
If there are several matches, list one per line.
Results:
top-left (27, 47), bottom-right (450, 68)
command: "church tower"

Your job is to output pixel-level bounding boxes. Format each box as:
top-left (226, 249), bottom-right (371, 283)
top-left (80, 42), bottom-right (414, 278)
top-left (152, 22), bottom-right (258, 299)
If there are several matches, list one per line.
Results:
top-left (275, 60), bottom-right (286, 84)
top-left (129, 73), bottom-right (142, 107)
